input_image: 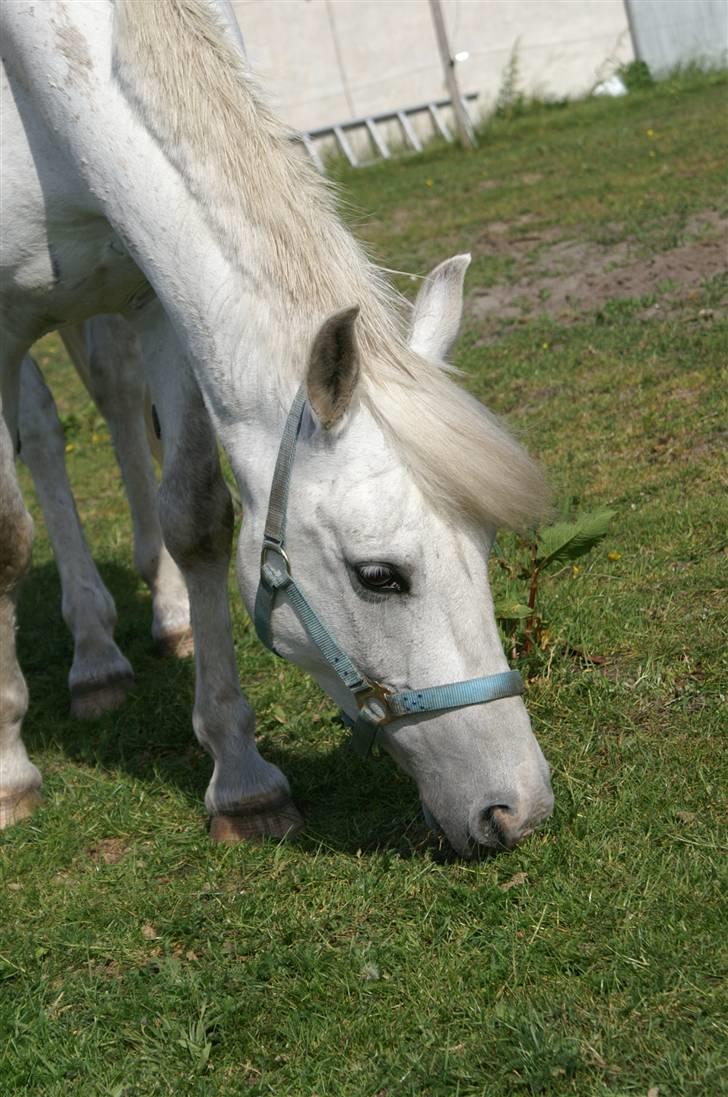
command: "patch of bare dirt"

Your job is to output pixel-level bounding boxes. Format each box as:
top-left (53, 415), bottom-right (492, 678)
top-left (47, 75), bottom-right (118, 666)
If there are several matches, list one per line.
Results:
top-left (88, 837), bottom-right (130, 865)
top-left (471, 212), bottom-right (727, 333)
top-left (477, 214), bottom-right (558, 252)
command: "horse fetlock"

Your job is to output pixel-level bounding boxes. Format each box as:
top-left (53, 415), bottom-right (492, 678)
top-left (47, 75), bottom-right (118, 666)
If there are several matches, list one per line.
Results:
top-left (0, 506), bottom-right (33, 593)
top-left (154, 625), bottom-right (194, 658)
top-left (0, 668), bottom-right (30, 732)
top-left (150, 553), bottom-right (192, 654)
top-left (202, 734), bottom-right (293, 824)
top-left (69, 647), bottom-right (135, 720)
top-left (0, 739), bottom-right (42, 829)
top-left (0, 786), bottom-right (43, 829)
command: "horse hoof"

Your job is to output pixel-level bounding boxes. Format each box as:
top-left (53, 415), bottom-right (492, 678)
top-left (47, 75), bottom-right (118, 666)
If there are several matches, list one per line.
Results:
top-left (70, 674), bottom-right (135, 720)
top-left (155, 627), bottom-right (194, 658)
top-left (209, 799), bottom-right (304, 844)
top-left (0, 788), bottom-right (43, 828)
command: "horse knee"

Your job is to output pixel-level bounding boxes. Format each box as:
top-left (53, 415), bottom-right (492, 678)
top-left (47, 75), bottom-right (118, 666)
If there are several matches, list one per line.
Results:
top-left (158, 460), bottom-right (233, 569)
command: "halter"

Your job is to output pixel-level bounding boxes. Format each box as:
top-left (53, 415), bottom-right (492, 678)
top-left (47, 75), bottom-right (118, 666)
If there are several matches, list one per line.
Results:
top-left (254, 386), bottom-right (525, 757)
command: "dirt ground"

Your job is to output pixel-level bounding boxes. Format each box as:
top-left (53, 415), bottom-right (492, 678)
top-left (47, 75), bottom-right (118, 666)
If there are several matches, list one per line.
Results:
top-left (471, 211), bottom-right (727, 335)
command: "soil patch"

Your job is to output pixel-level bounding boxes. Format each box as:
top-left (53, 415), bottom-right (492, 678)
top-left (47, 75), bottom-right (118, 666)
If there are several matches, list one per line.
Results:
top-left (88, 837), bottom-right (130, 865)
top-left (471, 213), bottom-right (727, 335)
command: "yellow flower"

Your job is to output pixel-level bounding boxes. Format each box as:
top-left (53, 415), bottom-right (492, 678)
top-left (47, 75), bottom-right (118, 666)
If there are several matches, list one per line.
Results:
top-left (608, 551), bottom-right (622, 561)
top-left (65, 442), bottom-right (75, 454)
top-left (646, 128), bottom-right (655, 138)
top-left (425, 179), bottom-right (434, 187)
top-left (571, 565), bottom-right (581, 577)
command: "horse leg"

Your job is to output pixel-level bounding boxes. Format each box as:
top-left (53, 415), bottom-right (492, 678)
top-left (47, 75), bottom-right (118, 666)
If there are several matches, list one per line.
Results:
top-left (145, 339), bottom-right (302, 842)
top-left (61, 318), bottom-right (192, 656)
top-left (18, 354), bottom-right (134, 718)
top-left (0, 347), bottom-right (42, 825)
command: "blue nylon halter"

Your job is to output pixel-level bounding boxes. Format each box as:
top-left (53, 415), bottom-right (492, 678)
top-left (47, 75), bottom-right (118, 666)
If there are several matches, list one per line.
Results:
top-left (254, 386), bottom-right (525, 757)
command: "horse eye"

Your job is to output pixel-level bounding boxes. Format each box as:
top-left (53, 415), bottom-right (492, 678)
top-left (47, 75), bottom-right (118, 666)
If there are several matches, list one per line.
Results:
top-left (355, 562), bottom-right (408, 594)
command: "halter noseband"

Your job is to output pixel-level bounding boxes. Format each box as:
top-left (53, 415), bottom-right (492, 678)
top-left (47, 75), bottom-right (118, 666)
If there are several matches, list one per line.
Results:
top-left (254, 386), bottom-right (525, 757)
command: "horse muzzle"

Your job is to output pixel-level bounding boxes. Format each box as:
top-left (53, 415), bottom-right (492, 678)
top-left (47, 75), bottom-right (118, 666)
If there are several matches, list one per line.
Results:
top-left (423, 778), bottom-right (554, 858)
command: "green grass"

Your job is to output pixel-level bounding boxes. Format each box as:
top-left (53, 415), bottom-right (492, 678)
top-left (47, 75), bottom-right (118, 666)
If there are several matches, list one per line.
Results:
top-left (2, 71), bottom-right (727, 1096)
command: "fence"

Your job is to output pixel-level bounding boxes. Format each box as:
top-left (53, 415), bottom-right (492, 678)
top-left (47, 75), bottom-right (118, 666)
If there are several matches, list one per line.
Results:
top-left (297, 92), bottom-right (479, 171)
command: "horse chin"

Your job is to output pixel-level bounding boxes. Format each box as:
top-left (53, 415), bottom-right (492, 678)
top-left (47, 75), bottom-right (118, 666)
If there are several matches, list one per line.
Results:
top-left (421, 801), bottom-right (473, 860)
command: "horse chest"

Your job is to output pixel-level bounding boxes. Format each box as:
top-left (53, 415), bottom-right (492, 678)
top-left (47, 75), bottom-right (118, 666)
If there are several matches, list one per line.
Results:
top-left (0, 221), bottom-right (148, 344)
top-left (1, 66), bottom-right (148, 345)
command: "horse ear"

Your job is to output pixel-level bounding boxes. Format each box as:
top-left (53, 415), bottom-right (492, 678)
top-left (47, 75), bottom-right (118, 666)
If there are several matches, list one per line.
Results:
top-left (306, 306), bottom-right (361, 429)
top-left (409, 254), bottom-right (471, 360)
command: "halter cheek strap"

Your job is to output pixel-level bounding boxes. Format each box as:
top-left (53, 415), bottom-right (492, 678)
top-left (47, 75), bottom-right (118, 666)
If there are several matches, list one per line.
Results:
top-left (254, 386), bottom-right (525, 757)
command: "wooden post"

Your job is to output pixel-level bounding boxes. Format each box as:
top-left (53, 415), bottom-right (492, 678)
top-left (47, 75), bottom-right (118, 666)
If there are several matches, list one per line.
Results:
top-left (428, 0), bottom-right (476, 149)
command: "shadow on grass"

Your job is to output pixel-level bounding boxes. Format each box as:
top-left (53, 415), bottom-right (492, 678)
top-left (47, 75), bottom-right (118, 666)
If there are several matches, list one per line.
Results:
top-left (16, 560), bottom-right (438, 859)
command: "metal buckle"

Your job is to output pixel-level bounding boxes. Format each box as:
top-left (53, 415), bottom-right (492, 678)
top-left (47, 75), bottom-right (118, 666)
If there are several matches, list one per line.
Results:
top-left (355, 680), bottom-right (394, 725)
top-left (260, 538), bottom-right (291, 585)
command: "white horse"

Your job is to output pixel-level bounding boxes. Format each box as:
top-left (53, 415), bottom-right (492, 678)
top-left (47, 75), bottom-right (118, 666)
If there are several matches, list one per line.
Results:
top-left (0, 0), bottom-right (554, 856)
top-left (18, 317), bottom-right (192, 718)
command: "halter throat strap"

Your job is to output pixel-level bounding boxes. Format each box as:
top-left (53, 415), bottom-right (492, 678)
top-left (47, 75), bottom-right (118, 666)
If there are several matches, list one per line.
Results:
top-left (254, 386), bottom-right (525, 757)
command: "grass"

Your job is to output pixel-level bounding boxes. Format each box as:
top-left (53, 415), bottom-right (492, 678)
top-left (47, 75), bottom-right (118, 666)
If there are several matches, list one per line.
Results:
top-left (2, 70), bottom-right (727, 1096)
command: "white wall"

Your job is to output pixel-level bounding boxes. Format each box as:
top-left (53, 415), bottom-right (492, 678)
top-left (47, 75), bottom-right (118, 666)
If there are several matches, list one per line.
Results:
top-left (232, 0), bottom-right (634, 132)
top-left (625, 0), bottom-right (728, 75)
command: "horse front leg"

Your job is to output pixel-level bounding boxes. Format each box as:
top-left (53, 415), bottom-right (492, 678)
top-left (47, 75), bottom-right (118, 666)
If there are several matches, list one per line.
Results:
top-left (143, 328), bottom-right (302, 842)
top-left (62, 318), bottom-right (192, 656)
top-left (18, 354), bottom-right (135, 718)
top-left (0, 346), bottom-right (42, 825)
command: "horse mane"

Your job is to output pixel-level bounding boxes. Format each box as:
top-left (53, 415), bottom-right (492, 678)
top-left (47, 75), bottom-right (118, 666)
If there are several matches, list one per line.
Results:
top-left (113, 0), bottom-right (548, 530)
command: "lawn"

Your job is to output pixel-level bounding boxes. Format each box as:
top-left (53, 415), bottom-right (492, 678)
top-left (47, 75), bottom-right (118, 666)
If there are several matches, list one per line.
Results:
top-left (1, 69), bottom-right (726, 1096)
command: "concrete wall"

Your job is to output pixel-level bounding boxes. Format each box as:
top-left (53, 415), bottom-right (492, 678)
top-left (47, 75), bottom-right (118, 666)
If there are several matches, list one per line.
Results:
top-left (232, 0), bottom-right (634, 132)
top-left (625, 0), bottom-right (728, 75)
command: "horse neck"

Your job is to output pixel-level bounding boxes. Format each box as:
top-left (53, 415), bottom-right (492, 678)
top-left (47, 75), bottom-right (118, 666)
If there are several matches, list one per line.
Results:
top-left (5, 1), bottom-right (369, 493)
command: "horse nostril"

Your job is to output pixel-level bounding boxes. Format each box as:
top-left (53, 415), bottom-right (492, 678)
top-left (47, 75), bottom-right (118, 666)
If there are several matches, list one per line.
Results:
top-left (483, 804), bottom-right (510, 819)
top-left (475, 803), bottom-right (520, 850)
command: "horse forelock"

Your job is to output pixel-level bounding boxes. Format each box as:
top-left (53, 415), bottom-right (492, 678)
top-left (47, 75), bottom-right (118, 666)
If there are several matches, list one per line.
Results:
top-left (113, 0), bottom-right (548, 531)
